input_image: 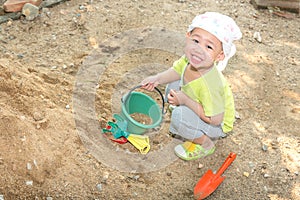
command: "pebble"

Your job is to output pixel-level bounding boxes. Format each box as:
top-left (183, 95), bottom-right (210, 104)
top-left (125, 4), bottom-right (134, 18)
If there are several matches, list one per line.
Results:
top-left (253, 31), bottom-right (262, 43)
top-left (33, 160), bottom-right (38, 168)
top-left (41, 8), bottom-right (51, 17)
top-left (0, 195), bottom-right (3, 200)
top-left (33, 111), bottom-right (44, 121)
top-left (46, 197), bottom-right (53, 200)
top-left (20, 115), bottom-right (26, 120)
top-left (262, 144), bottom-right (268, 151)
top-left (51, 66), bottom-right (57, 70)
top-left (7, 20), bottom-right (12, 26)
top-left (243, 172), bottom-right (250, 177)
top-left (132, 175), bottom-right (140, 181)
top-left (17, 54), bottom-right (24, 59)
top-left (65, 104), bottom-right (70, 109)
top-left (137, 36), bottom-right (143, 42)
top-left (101, 173), bottom-right (109, 184)
top-left (25, 180), bottom-right (33, 186)
top-left (27, 162), bottom-right (32, 170)
top-left (198, 163), bottom-right (204, 169)
top-left (20, 135), bottom-right (26, 142)
top-left (22, 3), bottom-right (39, 21)
top-left (263, 173), bottom-right (270, 178)
top-left (235, 111), bottom-right (241, 119)
top-left (96, 183), bottom-right (102, 191)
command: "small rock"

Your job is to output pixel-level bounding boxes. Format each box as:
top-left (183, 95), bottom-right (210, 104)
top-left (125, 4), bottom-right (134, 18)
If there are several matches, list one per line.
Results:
top-left (137, 37), bottom-right (143, 42)
top-left (133, 175), bottom-right (140, 181)
top-left (22, 3), bottom-right (40, 21)
top-left (243, 172), bottom-right (250, 177)
top-left (20, 115), bottom-right (26, 120)
top-left (101, 172), bottom-right (109, 184)
top-left (235, 111), bottom-right (241, 119)
top-left (51, 66), bottom-right (57, 70)
top-left (25, 180), bottom-right (33, 186)
top-left (198, 163), bottom-right (204, 169)
top-left (33, 111), bottom-right (44, 121)
top-left (253, 31), bottom-right (262, 43)
top-left (262, 144), bottom-right (268, 151)
top-left (263, 173), bottom-right (270, 178)
top-left (27, 162), bottom-right (32, 170)
top-left (166, 172), bottom-right (172, 176)
top-left (7, 20), bottom-right (13, 26)
top-left (96, 183), bottom-right (102, 191)
top-left (41, 7), bottom-right (51, 17)
top-left (46, 197), bottom-right (53, 200)
top-left (0, 194), bottom-right (4, 200)
top-left (249, 162), bottom-right (255, 169)
top-left (20, 135), bottom-right (26, 142)
top-left (17, 54), bottom-right (24, 59)
top-left (65, 104), bottom-right (70, 109)
top-left (33, 160), bottom-right (38, 168)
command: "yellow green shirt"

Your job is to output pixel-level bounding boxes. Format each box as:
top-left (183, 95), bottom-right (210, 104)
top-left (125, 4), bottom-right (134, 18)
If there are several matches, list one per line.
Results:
top-left (172, 56), bottom-right (235, 133)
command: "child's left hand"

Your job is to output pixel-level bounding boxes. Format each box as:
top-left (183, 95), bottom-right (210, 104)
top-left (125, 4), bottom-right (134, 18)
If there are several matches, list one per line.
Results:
top-left (168, 89), bottom-right (188, 106)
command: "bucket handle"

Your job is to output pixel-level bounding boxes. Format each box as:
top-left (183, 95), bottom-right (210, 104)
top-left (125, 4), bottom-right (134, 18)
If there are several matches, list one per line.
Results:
top-left (121, 85), bottom-right (166, 115)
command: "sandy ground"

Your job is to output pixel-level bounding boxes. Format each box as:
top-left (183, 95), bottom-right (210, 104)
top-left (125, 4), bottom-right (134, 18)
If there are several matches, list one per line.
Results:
top-left (0, 0), bottom-right (299, 199)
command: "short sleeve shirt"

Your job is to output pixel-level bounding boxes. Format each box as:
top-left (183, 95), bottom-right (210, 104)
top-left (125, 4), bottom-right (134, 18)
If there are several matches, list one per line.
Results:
top-left (172, 56), bottom-right (235, 133)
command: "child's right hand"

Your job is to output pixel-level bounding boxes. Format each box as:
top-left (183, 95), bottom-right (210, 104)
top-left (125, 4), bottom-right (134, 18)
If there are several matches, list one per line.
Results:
top-left (141, 75), bottom-right (159, 91)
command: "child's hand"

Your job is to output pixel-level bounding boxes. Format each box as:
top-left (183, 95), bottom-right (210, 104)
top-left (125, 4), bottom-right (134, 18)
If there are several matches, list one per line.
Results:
top-left (141, 75), bottom-right (159, 91)
top-left (168, 89), bottom-right (188, 106)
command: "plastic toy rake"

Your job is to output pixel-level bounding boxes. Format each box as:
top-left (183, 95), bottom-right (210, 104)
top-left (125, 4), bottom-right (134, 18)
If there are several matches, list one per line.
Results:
top-left (102, 114), bottom-right (150, 154)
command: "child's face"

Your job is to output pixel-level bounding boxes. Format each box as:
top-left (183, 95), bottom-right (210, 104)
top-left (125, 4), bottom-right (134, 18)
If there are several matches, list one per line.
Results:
top-left (184, 28), bottom-right (225, 70)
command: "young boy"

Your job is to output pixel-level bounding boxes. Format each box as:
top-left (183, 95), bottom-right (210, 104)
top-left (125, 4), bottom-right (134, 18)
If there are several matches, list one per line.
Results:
top-left (141, 12), bottom-right (242, 160)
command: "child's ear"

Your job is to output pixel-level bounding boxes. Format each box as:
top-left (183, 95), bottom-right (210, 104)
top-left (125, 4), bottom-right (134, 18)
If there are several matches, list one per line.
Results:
top-left (215, 51), bottom-right (225, 62)
top-left (186, 31), bottom-right (191, 37)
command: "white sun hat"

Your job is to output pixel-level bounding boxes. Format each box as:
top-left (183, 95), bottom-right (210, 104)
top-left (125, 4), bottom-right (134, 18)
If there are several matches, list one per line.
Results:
top-left (188, 12), bottom-right (242, 71)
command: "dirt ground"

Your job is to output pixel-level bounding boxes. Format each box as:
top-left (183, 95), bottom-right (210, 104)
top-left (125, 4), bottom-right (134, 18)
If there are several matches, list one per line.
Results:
top-left (0, 0), bottom-right (299, 199)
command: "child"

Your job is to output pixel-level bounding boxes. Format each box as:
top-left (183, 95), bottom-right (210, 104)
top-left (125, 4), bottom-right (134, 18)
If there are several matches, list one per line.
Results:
top-left (141, 12), bottom-right (242, 161)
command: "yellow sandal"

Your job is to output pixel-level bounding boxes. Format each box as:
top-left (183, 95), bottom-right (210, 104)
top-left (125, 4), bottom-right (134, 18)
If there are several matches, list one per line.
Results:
top-left (174, 141), bottom-right (215, 161)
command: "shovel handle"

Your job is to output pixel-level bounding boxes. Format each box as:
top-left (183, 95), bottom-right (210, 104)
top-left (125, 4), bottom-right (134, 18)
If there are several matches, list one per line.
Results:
top-left (214, 152), bottom-right (236, 179)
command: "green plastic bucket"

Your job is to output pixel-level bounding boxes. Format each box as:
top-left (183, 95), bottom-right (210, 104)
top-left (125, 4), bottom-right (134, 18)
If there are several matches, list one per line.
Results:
top-left (121, 85), bottom-right (165, 135)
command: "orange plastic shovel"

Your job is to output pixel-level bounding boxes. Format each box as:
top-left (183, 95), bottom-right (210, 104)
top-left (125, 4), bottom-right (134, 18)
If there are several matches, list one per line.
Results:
top-left (194, 152), bottom-right (237, 200)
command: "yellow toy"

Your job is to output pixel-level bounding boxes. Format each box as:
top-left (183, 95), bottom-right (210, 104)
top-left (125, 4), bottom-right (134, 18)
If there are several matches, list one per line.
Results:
top-left (102, 114), bottom-right (150, 154)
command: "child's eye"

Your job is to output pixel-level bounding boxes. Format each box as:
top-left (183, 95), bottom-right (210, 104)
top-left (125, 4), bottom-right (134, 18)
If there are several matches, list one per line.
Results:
top-left (207, 45), bottom-right (213, 50)
top-left (192, 39), bottom-right (199, 44)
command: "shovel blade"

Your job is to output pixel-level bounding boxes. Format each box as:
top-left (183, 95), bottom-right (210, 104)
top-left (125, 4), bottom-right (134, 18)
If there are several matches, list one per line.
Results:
top-left (194, 170), bottom-right (225, 200)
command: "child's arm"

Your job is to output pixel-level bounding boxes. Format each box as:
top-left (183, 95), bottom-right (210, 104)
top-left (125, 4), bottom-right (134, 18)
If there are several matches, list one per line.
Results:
top-left (141, 68), bottom-right (180, 91)
top-left (168, 89), bottom-right (223, 125)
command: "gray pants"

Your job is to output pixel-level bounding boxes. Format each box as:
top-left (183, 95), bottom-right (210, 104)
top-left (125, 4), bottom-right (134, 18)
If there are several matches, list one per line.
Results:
top-left (166, 81), bottom-right (226, 140)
